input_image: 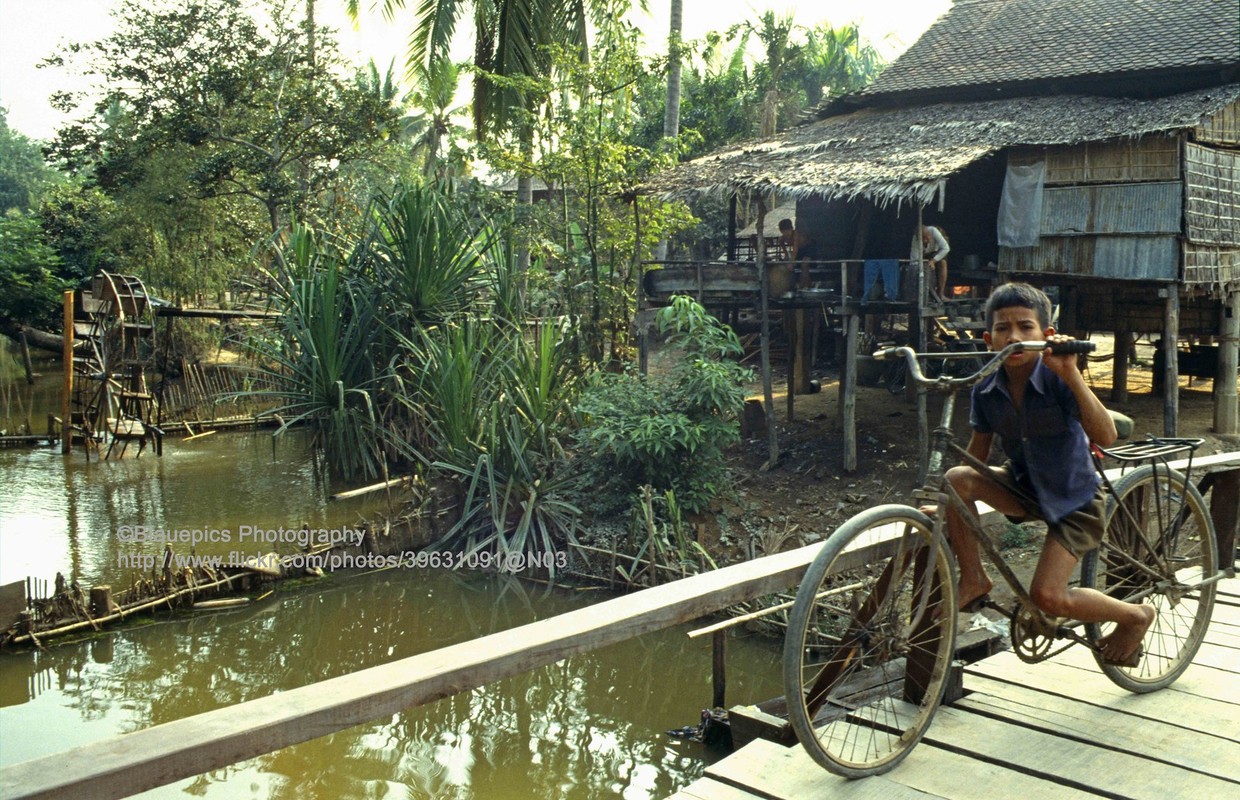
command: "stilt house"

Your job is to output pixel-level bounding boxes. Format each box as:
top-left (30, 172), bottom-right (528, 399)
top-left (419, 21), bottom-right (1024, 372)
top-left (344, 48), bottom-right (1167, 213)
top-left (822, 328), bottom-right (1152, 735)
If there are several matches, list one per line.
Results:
top-left (637, 0), bottom-right (1240, 470)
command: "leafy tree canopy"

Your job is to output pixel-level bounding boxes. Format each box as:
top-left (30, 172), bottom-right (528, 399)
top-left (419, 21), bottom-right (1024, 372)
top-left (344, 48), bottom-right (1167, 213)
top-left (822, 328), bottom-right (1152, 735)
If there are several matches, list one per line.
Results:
top-left (46, 0), bottom-right (402, 233)
top-left (0, 109), bottom-right (61, 213)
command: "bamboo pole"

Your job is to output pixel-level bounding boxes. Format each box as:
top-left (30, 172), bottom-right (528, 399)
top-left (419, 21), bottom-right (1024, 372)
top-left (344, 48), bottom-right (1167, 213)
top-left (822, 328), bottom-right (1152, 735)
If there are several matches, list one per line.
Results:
top-left (330, 475), bottom-right (413, 501)
top-left (18, 328), bottom-right (35, 384)
top-left (7, 573), bottom-right (240, 646)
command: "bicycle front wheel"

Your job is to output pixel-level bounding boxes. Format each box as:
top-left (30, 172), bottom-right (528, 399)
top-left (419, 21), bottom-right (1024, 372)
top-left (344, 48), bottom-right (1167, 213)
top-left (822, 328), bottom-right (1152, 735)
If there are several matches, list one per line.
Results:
top-left (783, 505), bottom-right (957, 778)
top-left (1081, 464), bottom-right (1217, 692)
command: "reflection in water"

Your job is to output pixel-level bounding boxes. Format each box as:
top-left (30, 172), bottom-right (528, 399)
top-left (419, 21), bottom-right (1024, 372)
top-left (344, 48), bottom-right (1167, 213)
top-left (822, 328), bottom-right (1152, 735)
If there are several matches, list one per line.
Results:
top-left (0, 570), bottom-right (783, 799)
top-left (0, 394), bottom-right (786, 799)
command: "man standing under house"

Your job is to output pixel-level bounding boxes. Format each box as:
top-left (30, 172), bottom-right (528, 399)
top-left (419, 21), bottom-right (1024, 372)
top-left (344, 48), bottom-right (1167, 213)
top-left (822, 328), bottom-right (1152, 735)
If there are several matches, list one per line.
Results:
top-left (913, 224), bottom-right (950, 302)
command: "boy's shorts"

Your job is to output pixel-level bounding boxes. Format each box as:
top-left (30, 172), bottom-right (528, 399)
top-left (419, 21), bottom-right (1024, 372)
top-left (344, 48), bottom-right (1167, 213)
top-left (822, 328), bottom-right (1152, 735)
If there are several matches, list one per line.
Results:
top-left (991, 464), bottom-right (1106, 560)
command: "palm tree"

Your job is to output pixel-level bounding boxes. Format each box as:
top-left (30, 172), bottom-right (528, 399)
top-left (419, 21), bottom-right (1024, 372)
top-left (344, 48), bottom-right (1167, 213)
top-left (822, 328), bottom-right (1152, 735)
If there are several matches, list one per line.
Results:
top-left (347, 1), bottom-right (608, 273)
top-left (801, 21), bottom-right (887, 107)
top-left (402, 58), bottom-right (471, 178)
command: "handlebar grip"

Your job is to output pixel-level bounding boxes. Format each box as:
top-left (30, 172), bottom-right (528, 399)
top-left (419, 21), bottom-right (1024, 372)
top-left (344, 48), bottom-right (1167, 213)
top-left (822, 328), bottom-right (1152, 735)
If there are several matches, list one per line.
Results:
top-left (1047, 340), bottom-right (1096, 355)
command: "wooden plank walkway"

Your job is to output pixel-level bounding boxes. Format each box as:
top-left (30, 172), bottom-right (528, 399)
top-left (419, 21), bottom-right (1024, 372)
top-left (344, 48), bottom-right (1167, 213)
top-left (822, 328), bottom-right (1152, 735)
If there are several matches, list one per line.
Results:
top-left (671, 576), bottom-right (1240, 800)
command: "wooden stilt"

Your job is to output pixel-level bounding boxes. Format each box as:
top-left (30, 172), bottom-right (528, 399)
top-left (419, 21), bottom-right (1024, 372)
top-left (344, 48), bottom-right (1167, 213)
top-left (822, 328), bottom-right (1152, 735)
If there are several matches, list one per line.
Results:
top-left (1112, 320), bottom-right (1130, 404)
top-left (843, 313), bottom-right (858, 472)
top-left (1214, 290), bottom-right (1238, 436)
top-left (756, 199), bottom-right (778, 468)
top-left (1163, 288), bottom-right (1180, 437)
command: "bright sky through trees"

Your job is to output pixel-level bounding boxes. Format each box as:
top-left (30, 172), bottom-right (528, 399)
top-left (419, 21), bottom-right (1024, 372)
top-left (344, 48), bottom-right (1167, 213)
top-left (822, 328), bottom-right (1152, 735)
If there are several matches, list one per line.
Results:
top-left (0, 0), bottom-right (951, 140)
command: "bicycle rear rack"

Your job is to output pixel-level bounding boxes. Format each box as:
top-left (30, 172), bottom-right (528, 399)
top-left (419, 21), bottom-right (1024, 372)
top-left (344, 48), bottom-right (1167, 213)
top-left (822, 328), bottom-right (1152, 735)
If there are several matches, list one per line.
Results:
top-left (1099, 438), bottom-right (1204, 463)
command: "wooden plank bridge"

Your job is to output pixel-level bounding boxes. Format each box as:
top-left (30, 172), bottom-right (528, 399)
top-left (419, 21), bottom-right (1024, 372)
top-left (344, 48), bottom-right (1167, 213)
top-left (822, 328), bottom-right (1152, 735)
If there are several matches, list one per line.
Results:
top-left (670, 576), bottom-right (1240, 800)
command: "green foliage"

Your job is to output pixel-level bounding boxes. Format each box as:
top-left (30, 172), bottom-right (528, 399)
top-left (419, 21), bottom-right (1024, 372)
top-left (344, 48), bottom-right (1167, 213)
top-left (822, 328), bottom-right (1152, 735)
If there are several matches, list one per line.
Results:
top-left (0, 109), bottom-right (61, 213)
top-left (37, 183), bottom-right (121, 285)
top-left (246, 225), bottom-right (406, 479)
top-left (576, 296), bottom-right (752, 515)
top-left (0, 213), bottom-right (68, 328)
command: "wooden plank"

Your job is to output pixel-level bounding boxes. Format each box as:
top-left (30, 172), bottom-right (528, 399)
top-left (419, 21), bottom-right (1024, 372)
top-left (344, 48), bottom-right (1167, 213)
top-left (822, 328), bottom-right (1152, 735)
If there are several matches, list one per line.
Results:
top-left (912, 702), bottom-right (1239, 798)
top-left (704, 739), bottom-right (931, 800)
top-left (965, 655), bottom-right (1240, 740)
top-left (1046, 639), bottom-right (1240, 685)
top-left (959, 675), bottom-right (1240, 780)
top-left (885, 741), bottom-right (1099, 799)
top-left (667, 777), bottom-right (763, 800)
top-left (1, 540), bottom-right (833, 800)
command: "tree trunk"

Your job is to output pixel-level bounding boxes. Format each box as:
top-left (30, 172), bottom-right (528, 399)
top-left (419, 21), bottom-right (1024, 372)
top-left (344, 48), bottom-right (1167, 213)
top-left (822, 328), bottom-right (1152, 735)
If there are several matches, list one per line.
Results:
top-left (653, 0), bottom-right (684, 264)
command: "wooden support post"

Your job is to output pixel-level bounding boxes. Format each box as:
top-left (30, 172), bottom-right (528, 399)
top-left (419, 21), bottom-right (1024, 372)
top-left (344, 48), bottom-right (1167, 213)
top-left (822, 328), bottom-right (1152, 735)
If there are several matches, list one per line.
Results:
top-left (1208, 471), bottom-right (1238, 574)
top-left (1112, 321), bottom-right (1129, 405)
top-left (90, 586), bottom-right (113, 617)
top-left (843, 313), bottom-right (858, 472)
top-left (18, 327), bottom-right (35, 385)
top-left (1163, 288), bottom-right (1180, 437)
top-left (712, 630), bottom-right (726, 709)
top-left (756, 200), bottom-right (779, 468)
top-left (1214, 290), bottom-right (1238, 437)
top-left (61, 290), bottom-right (74, 454)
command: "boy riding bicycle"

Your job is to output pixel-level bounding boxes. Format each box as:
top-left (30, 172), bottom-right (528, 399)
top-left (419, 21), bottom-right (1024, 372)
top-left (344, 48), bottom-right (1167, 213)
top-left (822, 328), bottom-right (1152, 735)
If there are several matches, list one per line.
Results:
top-left (939, 282), bottom-right (1155, 666)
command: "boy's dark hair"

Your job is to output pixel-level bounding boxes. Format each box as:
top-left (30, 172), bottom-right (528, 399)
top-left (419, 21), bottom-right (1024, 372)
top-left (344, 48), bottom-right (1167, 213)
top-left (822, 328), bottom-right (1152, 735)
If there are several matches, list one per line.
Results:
top-left (778, 218), bottom-right (794, 232)
top-left (985, 282), bottom-right (1052, 328)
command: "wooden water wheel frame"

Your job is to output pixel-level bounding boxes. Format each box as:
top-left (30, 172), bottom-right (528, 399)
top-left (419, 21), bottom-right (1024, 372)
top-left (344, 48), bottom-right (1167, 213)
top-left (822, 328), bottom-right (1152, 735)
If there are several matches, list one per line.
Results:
top-left (72, 272), bottom-right (161, 458)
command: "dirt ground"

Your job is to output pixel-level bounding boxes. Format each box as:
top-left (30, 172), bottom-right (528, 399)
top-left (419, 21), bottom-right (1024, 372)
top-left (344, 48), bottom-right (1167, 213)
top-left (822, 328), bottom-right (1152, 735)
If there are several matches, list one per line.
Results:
top-left (701, 331), bottom-right (1236, 613)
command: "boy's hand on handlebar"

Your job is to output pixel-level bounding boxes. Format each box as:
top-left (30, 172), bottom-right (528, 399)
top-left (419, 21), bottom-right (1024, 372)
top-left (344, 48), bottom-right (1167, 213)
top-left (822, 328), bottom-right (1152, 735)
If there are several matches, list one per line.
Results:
top-left (1042, 334), bottom-right (1085, 379)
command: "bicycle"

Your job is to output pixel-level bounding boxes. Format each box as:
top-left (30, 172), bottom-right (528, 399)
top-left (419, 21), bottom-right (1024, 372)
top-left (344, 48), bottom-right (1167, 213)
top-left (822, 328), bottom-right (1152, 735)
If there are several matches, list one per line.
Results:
top-left (781, 340), bottom-right (1220, 778)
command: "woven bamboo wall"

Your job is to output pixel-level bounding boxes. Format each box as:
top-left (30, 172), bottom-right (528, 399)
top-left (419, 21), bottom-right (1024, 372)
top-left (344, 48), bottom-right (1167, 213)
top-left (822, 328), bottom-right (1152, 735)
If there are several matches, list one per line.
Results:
top-left (1196, 99), bottom-right (1240, 145)
top-left (1009, 136), bottom-right (1180, 185)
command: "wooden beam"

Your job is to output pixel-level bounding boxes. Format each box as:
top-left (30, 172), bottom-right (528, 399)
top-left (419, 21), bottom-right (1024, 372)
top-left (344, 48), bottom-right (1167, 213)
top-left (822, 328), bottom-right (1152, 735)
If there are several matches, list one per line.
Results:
top-left (1111, 320), bottom-right (1129, 405)
top-left (0, 542), bottom-right (826, 800)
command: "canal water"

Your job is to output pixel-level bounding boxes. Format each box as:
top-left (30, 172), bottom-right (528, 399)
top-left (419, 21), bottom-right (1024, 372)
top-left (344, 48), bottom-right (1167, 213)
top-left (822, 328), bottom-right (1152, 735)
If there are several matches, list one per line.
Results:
top-left (0, 347), bottom-right (784, 799)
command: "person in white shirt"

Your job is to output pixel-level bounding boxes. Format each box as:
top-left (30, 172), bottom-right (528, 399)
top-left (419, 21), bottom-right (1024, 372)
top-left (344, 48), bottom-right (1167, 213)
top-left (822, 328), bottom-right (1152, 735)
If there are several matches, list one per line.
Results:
top-left (912, 225), bottom-right (950, 302)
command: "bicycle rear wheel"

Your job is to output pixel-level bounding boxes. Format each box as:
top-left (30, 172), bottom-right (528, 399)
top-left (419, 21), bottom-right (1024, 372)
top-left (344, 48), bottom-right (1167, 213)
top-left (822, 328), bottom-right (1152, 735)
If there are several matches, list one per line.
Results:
top-left (1081, 464), bottom-right (1217, 692)
top-left (783, 505), bottom-right (957, 778)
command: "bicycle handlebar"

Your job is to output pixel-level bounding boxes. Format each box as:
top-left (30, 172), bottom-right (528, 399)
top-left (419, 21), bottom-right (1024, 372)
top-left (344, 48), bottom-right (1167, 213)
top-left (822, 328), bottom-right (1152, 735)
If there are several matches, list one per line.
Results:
top-left (872, 339), bottom-right (1096, 390)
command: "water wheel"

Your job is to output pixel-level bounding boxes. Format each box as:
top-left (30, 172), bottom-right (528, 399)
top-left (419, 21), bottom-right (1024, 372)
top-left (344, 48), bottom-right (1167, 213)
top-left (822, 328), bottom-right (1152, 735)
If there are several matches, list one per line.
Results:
top-left (71, 272), bottom-right (161, 458)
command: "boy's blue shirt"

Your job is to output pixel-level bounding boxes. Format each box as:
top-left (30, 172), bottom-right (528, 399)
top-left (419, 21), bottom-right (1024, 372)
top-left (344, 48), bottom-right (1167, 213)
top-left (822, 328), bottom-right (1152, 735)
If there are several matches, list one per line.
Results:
top-left (969, 359), bottom-right (1100, 523)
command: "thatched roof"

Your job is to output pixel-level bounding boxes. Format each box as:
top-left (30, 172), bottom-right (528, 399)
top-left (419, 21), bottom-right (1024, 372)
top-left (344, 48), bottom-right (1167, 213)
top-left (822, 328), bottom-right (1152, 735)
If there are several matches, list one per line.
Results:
top-left (864, 0), bottom-right (1240, 102)
top-left (637, 85), bottom-right (1240, 207)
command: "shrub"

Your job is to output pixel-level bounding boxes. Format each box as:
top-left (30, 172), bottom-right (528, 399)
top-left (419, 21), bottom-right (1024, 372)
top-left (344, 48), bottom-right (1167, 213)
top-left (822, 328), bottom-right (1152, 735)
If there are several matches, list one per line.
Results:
top-left (575, 295), bottom-right (753, 515)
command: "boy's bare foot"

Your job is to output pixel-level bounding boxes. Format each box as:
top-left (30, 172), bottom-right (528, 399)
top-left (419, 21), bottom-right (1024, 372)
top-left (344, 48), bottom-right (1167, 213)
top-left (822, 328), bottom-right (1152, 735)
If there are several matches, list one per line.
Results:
top-left (1097, 603), bottom-right (1156, 665)
top-left (918, 504), bottom-right (993, 612)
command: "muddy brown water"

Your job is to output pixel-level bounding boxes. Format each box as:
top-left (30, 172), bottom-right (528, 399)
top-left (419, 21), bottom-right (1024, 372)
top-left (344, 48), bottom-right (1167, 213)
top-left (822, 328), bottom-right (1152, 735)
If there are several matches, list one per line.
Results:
top-left (0, 352), bottom-right (783, 799)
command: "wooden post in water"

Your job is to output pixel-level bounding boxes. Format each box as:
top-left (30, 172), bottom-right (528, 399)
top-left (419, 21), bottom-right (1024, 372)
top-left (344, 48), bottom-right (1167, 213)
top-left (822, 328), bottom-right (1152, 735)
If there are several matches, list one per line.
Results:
top-left (712, 629), bottom-right (726, 708)
top-left (61, 290), bottom-right (74, 454)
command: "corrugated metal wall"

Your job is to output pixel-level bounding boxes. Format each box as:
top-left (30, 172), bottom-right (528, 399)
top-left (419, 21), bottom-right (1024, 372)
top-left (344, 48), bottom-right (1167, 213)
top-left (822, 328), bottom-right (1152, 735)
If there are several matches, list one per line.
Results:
top-left (1001, 236), bottom-right (1178, 280)
top-left (1041, 182), bottom-right (1181, 236)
